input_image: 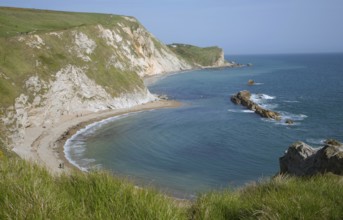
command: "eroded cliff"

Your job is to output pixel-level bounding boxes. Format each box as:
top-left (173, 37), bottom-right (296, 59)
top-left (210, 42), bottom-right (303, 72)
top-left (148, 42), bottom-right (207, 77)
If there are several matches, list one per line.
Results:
top-left (0, 7), bottom-right (232, 148)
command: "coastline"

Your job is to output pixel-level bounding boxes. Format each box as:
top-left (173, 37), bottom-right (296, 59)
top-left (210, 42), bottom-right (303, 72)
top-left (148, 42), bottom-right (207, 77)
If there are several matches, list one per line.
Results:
top-left (15, 99), bottom-right (181, 175)
top-left (143, 63), bottom-right (242, 86)
top-left (12, 63), bottom-right (239, 175)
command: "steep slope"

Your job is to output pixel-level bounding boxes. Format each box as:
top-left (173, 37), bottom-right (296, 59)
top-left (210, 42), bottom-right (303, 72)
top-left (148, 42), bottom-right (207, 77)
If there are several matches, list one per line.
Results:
top-left (168, 44), bottom-right (234, 67)
top-left (0, 7), bottom-right (231, 148)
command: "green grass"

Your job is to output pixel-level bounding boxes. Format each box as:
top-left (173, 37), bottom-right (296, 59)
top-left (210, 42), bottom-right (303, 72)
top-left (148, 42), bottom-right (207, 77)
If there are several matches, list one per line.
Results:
top-left (168, 43), bottom-right (224, 67)
top-left (0, 158), bottom-right (187, 219)
top-left (192, 175), bottom-right (343, 220)
top-left (0, 15), bottom-right (144, 108)
top-left (0, 155), bottom-right (342, 219)
top-left (0, 7), bottom-right (148, 156)
top-left (0, 7), bottom-right (127, 38)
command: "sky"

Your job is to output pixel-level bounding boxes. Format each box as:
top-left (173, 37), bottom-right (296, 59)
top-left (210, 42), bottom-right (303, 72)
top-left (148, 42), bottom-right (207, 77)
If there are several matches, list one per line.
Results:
top-left (1, 0), bottom-right (343, 54)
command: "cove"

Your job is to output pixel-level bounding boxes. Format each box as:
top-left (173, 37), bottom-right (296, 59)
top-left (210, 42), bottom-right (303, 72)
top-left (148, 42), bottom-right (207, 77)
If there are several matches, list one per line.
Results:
top-left (65, 54), bottom-right (343, 198)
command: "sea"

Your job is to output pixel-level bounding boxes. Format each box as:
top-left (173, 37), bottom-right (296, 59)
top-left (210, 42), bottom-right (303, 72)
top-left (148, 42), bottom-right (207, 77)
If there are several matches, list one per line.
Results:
top-left (65, 53), bottom-right (343, 198)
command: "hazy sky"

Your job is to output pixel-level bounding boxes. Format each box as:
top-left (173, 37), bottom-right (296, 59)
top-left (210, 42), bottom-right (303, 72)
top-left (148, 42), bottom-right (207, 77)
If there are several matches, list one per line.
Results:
top-left (1, 0), bottom-right (343, 54)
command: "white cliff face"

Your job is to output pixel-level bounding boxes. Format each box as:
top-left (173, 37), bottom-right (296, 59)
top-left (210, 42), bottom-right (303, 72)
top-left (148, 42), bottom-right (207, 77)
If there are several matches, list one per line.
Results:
top-left (26, 35), bottom-right (45, 49)
top-left (1, 17), bottom-right (227, 147)
top-left (45, 65), bottom-right (155, 116)
top-left (98, 24), bottom-right (192, 77)
top-left (73, 32), bottom-right (96, 62)
top-left (213, 50), bottom-right (227, 67)
top-left (2, 65), bottom-right (156, 146)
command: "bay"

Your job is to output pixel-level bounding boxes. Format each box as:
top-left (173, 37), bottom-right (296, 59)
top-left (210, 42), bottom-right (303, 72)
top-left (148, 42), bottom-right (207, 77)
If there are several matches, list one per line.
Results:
top-left (65, 53), bottom-right (343, 198)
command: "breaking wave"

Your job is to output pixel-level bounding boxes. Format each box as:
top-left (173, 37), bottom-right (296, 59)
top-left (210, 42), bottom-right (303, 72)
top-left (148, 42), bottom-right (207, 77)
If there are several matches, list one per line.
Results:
top-left (228, 109), bottom-right (254, 113)
top-left (305, 138), bottom-right (326, 146)
top-left (64, 113), bottom-right (135, 171)
top-left (250, 93), bottom-right (278, 110)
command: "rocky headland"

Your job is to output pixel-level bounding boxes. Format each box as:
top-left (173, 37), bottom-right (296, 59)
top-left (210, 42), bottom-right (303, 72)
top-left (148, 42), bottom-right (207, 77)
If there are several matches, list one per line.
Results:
top-left (280, 139), bottom-right (343, 176)
top-left (230, 90), bottom-right (282, 121)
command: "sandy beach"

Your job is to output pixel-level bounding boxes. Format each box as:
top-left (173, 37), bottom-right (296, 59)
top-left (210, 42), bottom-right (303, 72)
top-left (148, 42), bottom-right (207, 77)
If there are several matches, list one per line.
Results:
top-left (13, 100), bottom-right (181, 175)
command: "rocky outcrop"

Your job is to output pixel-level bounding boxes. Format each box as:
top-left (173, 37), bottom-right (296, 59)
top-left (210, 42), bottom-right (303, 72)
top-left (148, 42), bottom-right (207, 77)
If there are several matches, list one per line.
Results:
top-left (247, 79), bottom-right (255, 85)
top-left (285, 119), bottom-right (294, 125)
top-left (230, 90), bottom-right (281, 120)
top-left (279, 140), bottom-right (343, 176)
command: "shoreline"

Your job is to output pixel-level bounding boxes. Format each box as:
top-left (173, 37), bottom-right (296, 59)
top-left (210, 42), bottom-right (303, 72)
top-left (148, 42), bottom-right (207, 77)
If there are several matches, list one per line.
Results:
top-left (143, 63), bottom-right (242, 86)
top-left (14, 99), bottom-right (181, 175)
top-left (13, 63), bottom-right (240, 175)
top-left (59, 99), bottom-right (182, 173)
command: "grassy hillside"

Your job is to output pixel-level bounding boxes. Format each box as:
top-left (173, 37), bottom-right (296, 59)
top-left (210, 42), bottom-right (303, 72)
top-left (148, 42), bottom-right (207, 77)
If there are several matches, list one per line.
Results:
top-left (168, 43), bottom-right (225, 67)
top-left (0, 7), bottom-right (126, 38)
top-left (0, 156), bottom-right (186, 219)
top-left (0, 154), bottom-right (342, 219)
top-left (192, 175), bottom-right (343, 219)
top-left (0, 8), bottom-right (145, 108)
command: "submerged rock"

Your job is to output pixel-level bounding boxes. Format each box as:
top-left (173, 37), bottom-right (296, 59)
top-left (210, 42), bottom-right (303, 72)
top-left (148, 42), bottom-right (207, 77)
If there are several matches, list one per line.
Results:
top-left (279, 140), bottom-right (343, 176)
top-left (285, 119), bottom-right (294, 125)
top-left (230, 90), bottom-right (281, 121)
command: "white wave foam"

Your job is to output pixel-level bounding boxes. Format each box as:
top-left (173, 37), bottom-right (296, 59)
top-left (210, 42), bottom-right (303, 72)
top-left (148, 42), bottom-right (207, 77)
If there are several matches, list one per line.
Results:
top-left (284, 100), bottom-right (299, 103)
top-left (279, 111), bottom-right (307, 121)
top-left (242, 110), bottom-right (255, 113)
top-left (306, 138), bottom-right (326, 145)
top-left (228, 109), bottom-right (240, 113)
top-left (260, 103), bottom-right (279, 110)
top-left (250, 94), bottom-right (276, 103)
top-left (250, 94), bottom-right (276, 109)
top-left (64, 112), bottom-right (137, 171)
top-left (254, 82), bottom-right (264, 85)
top-left (259, 111), bottom-right (307, 126)
top-left (262, 94), bottom-right (276, 100)
top-left (228, 109), bottom-right (254, 113)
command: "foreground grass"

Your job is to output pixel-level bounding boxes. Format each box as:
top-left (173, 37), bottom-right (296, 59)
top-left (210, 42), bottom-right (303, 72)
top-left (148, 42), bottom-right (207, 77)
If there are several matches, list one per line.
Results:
top-left (192, 175), bottom-right (343, 219)
top-left (1, 154), bottom-right (342, 220)
top-left (0, 158), bottom-right (186, 219)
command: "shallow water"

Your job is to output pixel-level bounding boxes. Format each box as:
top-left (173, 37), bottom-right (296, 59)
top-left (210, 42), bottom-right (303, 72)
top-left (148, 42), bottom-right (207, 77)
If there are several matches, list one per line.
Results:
top-left (65, 54), bottom-right (343, 198)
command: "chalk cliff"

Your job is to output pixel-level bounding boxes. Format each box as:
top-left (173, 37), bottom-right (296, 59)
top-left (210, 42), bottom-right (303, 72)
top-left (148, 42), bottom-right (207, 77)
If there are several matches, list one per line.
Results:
top-left (0, 7), bottom-right (232, 148)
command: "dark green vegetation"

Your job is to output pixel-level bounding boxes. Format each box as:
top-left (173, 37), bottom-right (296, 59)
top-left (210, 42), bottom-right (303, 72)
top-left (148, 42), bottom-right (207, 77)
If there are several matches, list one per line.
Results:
top-left (1, 153), bottom-right (342, 219)
top-left (168, 44), bottom-right (224, 67)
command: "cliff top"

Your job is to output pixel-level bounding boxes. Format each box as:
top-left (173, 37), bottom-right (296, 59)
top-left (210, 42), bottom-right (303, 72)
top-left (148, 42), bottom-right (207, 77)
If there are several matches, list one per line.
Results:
top-left (167, 43), bottom-right (226, 67)
top-left (0, 7), bottom-right (135, 38)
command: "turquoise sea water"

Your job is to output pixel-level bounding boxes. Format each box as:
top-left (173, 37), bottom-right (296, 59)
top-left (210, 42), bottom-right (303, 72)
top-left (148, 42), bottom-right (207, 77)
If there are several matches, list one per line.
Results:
top-left (65, 54), bottom-right (343, 198)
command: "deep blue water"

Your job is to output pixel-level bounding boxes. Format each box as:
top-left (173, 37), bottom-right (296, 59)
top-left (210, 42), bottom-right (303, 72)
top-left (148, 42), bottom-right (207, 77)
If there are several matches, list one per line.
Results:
top-left (65, 54), bottom-right (343, 198)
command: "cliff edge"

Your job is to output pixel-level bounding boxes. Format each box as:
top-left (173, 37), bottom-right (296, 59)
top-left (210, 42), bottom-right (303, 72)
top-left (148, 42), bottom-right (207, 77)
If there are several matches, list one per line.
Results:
top-left (0, 7), bottom-right (232, 149)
